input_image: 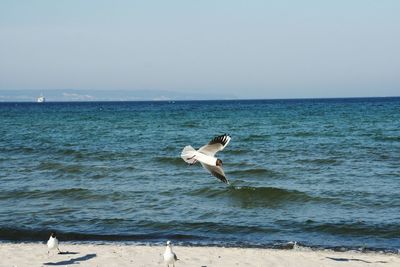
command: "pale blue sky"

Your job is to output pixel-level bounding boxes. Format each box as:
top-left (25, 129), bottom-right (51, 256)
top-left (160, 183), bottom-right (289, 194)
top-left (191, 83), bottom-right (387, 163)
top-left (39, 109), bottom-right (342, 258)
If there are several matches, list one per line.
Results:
top-left (0, 0), bottom-right (399, 99)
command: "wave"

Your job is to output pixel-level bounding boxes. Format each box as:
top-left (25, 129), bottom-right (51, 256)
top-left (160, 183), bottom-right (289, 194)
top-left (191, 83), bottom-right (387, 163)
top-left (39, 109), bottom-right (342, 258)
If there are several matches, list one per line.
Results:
top-left (38, 162), bottom-right (63, 170)
top-left (155, 156), bottom-right (184, 165)
top-left (226, 149), bottom-right (249, 155)
top-left (0, 188), bottom-right (105, 201)
top-left (275, 148), bottom-right (294, 153)
top-left (38, 161), bottom-right (136, 175)
top-left (292, 220), bottom-right (400, 239)
top-left (88, 152), bottom-right (135, 161)
top-left (46, 148), bottom-right (136, 161)
top-left (181, 121), bottom-right (200, 128)
top-left (38, 162), bottom-right (84, 173)
top-left (0, 227), bottom-right (200, 243)
top-left (162, 145), bottom-right (178, 152)
top-left (296, 158), bottom-right (340, 165)
top-left (189, 186), bottom-right (318, 207)
top-left (241, 134), bottom-right (269, 141)
top-left (59, 148), bottom-right (84, 157)
top-left (0, 220), bottom-right (271, 243)
top-left (374, 135), bottom-right (400, 142)
top-left (134, 220), bottom-right (271, 235)
top-left (292, 131), bottom-right (316, 137)
top-left (1, 224), bottom-right (398, 252)
top-left (0, 147), bottom-right (35, 153)
top-left (229, 168), bottom-right (282, 178)
top-left (229, 186), bottom-right (315, 203)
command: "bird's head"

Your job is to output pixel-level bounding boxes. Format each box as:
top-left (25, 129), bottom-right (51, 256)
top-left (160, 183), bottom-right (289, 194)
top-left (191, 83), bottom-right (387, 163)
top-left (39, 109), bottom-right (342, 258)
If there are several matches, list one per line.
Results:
top-left (216, 159), bottom-right (223, 166)
top-left (166, 241), bottom-right (171, 246)
top-left (50, 232), bottom-right (56, 238)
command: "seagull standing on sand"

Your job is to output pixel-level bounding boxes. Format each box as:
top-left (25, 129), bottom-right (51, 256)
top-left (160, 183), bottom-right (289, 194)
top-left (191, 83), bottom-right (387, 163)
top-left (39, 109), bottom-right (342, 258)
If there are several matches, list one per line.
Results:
top-left (47, 232), bottom-right (61, 255)
top-left (163, 241), bottom-right (178, 267)
top-left (181, 134), bottom-right (231, 184)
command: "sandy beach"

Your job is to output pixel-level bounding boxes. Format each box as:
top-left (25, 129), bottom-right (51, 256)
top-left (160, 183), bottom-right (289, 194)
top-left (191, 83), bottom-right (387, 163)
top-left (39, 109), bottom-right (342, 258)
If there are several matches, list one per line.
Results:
top-left (1, 242), bottom-right (398, 267)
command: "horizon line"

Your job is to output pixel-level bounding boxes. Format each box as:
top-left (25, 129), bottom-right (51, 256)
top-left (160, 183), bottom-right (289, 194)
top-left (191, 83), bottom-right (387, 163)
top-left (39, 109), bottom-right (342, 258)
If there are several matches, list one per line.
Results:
top-left (1, 95), bottom-right (399, 103)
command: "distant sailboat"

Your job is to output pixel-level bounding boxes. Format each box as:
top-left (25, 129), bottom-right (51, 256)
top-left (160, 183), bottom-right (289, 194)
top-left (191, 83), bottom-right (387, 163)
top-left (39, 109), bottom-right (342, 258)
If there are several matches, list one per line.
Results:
top-left (37, 94), bottom-right (45, 103)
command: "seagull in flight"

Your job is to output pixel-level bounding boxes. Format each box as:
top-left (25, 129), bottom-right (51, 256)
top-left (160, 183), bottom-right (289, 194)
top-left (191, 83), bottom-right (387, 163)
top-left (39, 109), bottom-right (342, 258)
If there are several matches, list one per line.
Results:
top-left (181, 134), bottom-right (231, 184)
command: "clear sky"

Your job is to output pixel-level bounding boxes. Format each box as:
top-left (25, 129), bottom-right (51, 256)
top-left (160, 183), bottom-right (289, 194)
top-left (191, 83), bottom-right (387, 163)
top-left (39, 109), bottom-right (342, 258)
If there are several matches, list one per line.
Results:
top-left (0, 0), bottom-right (399, 99)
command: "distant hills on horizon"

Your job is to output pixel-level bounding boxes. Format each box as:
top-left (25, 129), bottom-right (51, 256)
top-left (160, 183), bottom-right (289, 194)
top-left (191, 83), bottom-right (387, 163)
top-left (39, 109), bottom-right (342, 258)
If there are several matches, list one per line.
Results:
top-left (0, 89), bottom-right (398, 102)
top-left (0, 89), bottom-right (237, 102)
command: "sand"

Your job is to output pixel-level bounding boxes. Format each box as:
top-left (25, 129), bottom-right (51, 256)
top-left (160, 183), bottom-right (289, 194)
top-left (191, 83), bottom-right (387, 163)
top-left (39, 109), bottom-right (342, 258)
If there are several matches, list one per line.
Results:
top-left (0, 242), bottom-right (399, 267)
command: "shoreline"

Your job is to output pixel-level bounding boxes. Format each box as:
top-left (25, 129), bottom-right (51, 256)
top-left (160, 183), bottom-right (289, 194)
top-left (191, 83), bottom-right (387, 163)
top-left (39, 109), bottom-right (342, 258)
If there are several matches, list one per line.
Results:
top-left (1, 239), bottom-right (399, 254)
top-left (1, 242), bottom-right (399, 267)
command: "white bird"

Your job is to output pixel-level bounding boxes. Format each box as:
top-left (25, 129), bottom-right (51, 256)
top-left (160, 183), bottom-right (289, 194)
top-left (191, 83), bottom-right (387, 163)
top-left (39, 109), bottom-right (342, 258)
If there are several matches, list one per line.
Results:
top-left (181, 134), bottom-right (231, 184)
top-left (47, 232), bottom-right (61, 255)
top-left (163, 241), bottom-right (178, 267)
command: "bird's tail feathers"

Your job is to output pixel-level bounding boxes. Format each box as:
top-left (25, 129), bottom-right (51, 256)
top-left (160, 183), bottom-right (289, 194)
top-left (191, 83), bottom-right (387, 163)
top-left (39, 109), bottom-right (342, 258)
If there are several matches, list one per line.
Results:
top-left (181, 146), bottom-right (197, 165)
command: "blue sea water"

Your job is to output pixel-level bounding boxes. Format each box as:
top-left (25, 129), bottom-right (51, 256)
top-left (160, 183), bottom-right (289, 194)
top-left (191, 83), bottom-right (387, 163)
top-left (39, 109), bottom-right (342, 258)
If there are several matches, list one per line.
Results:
top-left (0, 98), bottom-right (399, 251)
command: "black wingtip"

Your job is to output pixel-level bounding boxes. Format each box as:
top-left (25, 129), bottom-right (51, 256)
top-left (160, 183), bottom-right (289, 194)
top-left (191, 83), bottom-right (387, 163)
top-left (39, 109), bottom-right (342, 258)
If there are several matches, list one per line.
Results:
top-left (220, 176), bottom-right (229, 184)
top-left (209, 134), bottom-right (231, 146)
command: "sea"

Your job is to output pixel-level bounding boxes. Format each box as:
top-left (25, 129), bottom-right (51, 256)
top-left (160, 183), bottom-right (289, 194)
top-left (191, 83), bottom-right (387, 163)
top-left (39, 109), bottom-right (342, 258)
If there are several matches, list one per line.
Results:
top-left (0, 98), bottom-right (399, 252)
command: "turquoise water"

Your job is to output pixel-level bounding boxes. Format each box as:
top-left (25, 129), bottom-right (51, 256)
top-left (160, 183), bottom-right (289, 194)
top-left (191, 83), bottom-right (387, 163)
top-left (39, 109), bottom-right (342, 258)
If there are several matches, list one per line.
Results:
top-left (0, 98), bottom-right (399, 251)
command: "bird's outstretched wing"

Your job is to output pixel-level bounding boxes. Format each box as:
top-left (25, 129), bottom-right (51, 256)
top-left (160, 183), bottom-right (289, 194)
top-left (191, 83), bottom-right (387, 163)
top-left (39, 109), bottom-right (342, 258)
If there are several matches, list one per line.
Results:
top-left (198, 134), bottom-right (231, 156)
top-left (200, 162), bottom-right (229, 184)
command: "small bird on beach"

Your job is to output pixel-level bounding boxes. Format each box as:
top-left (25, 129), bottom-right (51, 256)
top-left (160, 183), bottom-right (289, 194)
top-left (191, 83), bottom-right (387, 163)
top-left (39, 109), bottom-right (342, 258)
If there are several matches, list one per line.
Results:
top-left (181, 134), bottom-right (231, 184)
top-left (163, 241), bottom-right (178, 267)
top-left (47, 232), bottom-right (61, 255)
